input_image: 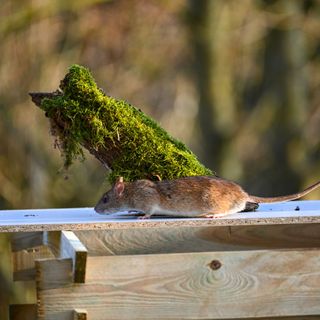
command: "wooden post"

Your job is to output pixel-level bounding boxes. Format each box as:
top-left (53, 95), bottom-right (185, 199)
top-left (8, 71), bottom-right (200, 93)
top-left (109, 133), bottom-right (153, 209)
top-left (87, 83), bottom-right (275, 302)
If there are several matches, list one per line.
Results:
top-left (43, 231), bottom-right (87, 283)
top-left (10, 232), bottom-right (53, 282)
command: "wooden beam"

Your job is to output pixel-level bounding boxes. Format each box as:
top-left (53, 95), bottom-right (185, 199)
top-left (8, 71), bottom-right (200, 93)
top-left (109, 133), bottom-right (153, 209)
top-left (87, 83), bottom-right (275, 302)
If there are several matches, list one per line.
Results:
top-left (75, 222), bottom-right (320, 256)
top-left (213, 317), bottom-right (320, 320)
top-left (36, 249), bottom-right (320, 319)
top-left (11, 232), bottom-right (43, 251)
top-left (60, 231), bottom-right (87, 283)
top-left (11, 231), bottom-right (86, 283)
top-left (36, 258), bottom-right (73, 289)
top-left (43, 231), bottom-right (87, 283)
top-left (1, 201), bottom-right (320, 232)
top-left (12, 245), bottom-right (54, 281)
top-left (42, 231), bottom-right (61, 256)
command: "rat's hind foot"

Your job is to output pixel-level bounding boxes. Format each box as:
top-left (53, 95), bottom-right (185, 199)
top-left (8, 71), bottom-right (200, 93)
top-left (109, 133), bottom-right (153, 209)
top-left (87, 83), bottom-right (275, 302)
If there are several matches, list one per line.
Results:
top-left (202, 213), bottom-right (229, 219)
top-left (203, 215), bottom-right (219, 219)
top-left (242, 202), bottom-right (259, 212)
top-left (137, 214), bottom-right (152, 220)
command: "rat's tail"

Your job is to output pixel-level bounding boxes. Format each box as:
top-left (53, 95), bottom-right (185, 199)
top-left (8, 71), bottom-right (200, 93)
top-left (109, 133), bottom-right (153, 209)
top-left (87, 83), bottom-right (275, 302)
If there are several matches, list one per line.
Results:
top-left (249, 180), bottom-right (320, 203)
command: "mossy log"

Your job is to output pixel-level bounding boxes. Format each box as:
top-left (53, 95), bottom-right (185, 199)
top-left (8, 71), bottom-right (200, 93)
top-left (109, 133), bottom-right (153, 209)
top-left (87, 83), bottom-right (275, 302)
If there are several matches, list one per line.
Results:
top-left (30, 65), bottom-right (213, 182)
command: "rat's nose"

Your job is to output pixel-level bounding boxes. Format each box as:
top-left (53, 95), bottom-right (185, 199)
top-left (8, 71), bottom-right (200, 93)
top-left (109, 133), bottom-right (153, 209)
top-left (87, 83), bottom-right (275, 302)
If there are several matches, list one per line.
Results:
top-left (94, 205), bottom-right (103, 214)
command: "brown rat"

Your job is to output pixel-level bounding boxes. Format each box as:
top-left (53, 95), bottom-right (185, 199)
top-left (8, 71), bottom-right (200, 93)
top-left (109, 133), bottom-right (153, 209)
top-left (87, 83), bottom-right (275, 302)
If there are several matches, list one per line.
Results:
top-left (94, 176), bottom-right (320, 218)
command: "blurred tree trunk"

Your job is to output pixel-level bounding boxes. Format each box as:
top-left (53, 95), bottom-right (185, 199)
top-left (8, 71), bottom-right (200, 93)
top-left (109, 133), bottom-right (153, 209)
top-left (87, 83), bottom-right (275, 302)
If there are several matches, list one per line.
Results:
top-left (188, 0), bottom-right (236, 172)
top-left (0, 235), bottom-right (16, 319)
top-left (243, 0), bottom-right (308, 195)
top-left (189, 0), bottom-right (308, 195)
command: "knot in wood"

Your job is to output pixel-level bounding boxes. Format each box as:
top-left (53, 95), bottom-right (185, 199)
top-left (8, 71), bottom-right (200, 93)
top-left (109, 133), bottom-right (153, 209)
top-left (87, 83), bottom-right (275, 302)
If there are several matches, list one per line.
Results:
top-left (209, 259), bottom-right (222, 270)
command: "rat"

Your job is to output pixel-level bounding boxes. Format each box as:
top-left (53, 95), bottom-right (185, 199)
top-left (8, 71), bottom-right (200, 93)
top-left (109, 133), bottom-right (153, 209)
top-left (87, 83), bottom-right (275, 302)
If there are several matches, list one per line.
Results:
top-left (94, 176), bottom-right (320, 219)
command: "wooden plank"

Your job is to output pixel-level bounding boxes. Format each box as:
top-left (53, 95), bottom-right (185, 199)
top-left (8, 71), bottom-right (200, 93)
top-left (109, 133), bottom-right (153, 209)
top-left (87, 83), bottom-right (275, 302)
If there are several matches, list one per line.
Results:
top-left (36, 249), bottom-right (320, 319)
top-left (36, 258), bottom-right (73, 320)
top-left (13, 245), bottom-right (54, 281)
top-left (9, 304), bottom-right (37, 320)
top-left (11, 232), bottom-right (43, 251)
top-left (43, 231), bottom-right (61, 256)
top-left (10, 280), bottom-right (37, 305)
top-left (36, 258), bottom-right (73, 288)
top-left (1, 201), bottom-right (320, 232)
top-left (76, 222), bottom-right (320, 256)
top-left (60, 231), bottom-right (87, 283)
top-left (215, 317), bottom-right (320, 320)
top-left (43, 231), bottom-right (87, 283)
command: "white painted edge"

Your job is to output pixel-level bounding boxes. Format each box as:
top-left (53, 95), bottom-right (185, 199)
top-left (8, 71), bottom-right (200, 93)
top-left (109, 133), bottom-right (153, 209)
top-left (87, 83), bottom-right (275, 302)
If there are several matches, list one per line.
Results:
top-left (0, 200), bottom-right (319, 223)
top-left (60, 231), bottom-right (88, 259)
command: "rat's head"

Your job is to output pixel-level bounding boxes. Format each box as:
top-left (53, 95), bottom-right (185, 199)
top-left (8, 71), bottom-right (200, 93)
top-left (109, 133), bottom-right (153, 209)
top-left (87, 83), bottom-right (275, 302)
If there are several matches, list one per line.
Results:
top-left (94, 177), bottom-right (127, 214)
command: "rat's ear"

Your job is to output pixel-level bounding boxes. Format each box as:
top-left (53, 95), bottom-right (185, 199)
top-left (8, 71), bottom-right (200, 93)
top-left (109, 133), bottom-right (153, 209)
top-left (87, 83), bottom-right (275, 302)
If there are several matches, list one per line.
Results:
top-left (114, 177), bottom-right (124, 196)
top-left (116, 177), bottom-right (124, 183)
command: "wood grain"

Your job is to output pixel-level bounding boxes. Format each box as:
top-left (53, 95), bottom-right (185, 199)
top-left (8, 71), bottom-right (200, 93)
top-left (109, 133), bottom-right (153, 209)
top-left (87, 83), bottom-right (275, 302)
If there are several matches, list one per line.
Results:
top-left (75, 222), bottom-right (320, 256)
top-left (36, 258), bottom-right (73, 290)
top-left (36, 249), bottom-right (320, 319)
top-left (13, 245), bottom-right (54, 281)
top-left (11, 232), bottom-right (43, 251)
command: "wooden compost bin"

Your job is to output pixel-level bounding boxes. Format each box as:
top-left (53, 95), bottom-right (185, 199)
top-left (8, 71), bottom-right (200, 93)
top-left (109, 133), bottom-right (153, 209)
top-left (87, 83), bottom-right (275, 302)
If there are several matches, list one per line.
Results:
top-left (1, 201), bottom-right (320, 320)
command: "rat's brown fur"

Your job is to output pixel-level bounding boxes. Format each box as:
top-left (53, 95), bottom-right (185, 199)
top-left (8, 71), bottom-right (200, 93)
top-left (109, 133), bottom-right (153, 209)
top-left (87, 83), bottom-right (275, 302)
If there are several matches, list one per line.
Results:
top-left (94, 176), bottom-right (320, 218)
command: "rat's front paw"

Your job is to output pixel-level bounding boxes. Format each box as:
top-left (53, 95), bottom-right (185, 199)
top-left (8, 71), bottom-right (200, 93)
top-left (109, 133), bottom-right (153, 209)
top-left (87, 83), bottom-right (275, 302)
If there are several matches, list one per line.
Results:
top-left (137, 214), bottom-right (152, 220)
top-left (203, 214), bottom-right (219, 219)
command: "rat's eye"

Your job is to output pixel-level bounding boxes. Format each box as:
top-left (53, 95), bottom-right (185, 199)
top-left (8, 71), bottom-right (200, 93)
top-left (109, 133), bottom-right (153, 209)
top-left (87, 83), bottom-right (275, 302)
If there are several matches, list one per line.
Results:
top-left (102, 195), bottom-right (109, 204)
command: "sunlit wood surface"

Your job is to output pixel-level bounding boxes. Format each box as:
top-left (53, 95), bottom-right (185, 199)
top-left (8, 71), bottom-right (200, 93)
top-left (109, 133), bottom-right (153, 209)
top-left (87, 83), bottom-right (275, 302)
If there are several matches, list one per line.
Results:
top-left (1, 201), bottom-right (320, 232)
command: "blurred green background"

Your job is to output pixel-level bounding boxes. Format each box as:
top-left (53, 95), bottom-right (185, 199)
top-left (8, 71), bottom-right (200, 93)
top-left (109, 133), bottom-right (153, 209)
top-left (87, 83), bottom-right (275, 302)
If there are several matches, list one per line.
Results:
top-left (1, 0), bottom-right (320, 211)
top-left (1, 1), bottom-right (320, 315)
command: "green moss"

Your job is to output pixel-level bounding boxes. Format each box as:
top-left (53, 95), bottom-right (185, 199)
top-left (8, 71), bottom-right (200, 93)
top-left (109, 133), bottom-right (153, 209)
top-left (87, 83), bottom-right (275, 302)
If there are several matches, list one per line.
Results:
top-left (40, 64), bottom-right (213, 182)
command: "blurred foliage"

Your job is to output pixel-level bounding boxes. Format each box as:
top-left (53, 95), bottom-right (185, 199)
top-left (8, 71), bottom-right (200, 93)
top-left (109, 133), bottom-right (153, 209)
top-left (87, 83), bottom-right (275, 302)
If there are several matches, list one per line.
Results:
top-left (0, 0), bottom-right (189, 210)
top-left (1, 0), bottom-right (320, 211)
top-left (189, 0), bottom-right (320, 197)
top-left (1, 0), bottom-right (320, 313)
